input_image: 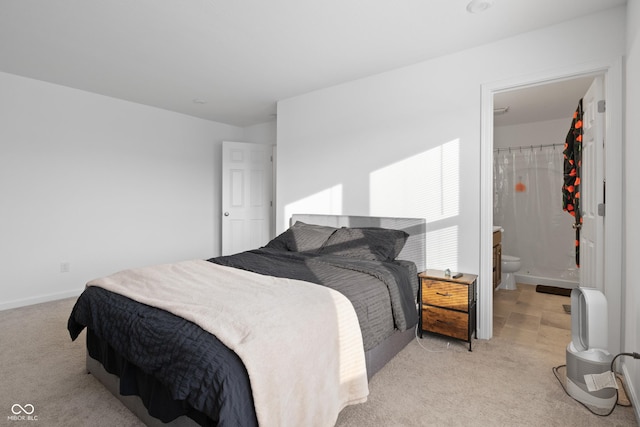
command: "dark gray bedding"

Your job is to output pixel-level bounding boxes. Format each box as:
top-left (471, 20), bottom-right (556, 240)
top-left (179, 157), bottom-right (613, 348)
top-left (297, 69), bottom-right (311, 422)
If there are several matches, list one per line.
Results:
top-left (69, 287), bottom-right (256, 426)
top-left (210, 248), bottom-right (419, 350)
top-left (68, 248), bottom-right (418, 426)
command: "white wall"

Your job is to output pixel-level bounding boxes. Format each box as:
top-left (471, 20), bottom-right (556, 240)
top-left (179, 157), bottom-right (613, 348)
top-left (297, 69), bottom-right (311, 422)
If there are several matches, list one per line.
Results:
top-left (494, 118), bottom-right (569, 150)
top-left (277, 7), bottom-right (626, 277)
top-left (0, 71), bottom-right (251, 310)
top-left (625, 0), bottom-right (640, 420)
top-left (243, 121), bottom-right (277, 146)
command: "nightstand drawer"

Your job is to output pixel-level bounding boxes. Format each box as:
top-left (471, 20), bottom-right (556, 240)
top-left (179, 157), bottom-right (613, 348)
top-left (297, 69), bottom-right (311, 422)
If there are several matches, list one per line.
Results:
top-left (421, 280), bottom-right (469, 311)
top-left (422, 305), bottom-right (468, 341)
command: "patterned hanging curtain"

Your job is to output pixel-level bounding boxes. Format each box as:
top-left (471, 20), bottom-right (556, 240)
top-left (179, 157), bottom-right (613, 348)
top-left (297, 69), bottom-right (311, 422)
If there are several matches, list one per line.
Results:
top-left (562, 99), bottom-right (583, 268)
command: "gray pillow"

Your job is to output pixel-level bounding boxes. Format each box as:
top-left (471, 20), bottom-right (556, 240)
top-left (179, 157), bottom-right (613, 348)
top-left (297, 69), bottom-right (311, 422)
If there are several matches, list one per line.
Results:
top-left (319, 227), bottom-right (409, 261)
top-left (264, 221), bottom-right (337, 253)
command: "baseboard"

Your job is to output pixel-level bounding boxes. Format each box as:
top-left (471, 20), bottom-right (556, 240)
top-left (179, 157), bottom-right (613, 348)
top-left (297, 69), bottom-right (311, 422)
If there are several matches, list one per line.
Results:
top-left (514, 273), bottom-right (578, 289)
top-left (0, 289), bottom-right (82, 311)
top-left (621, 363), bottom-right (640, 424)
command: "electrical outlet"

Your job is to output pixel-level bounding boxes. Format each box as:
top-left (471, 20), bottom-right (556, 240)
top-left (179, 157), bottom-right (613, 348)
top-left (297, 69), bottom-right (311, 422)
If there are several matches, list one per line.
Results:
top-left (60, 262), bottom-right (70, 273)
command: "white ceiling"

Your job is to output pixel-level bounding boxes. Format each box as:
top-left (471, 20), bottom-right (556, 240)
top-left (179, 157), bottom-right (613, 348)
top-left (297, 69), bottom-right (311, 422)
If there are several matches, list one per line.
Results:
top-left (494, 76), bottom-right (595, 127)
top-left (0, 0), bottom-right (625, 127)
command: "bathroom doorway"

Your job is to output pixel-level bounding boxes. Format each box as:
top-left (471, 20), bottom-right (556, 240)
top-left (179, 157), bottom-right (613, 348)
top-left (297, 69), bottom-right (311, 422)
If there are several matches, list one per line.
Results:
top-left (492, 76), bottom-right (595, 289)
top-left (479, 58), bottom-right (623, 354)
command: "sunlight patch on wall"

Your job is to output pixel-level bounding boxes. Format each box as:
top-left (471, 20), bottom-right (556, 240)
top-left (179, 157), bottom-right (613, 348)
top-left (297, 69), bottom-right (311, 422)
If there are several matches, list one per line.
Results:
top-left (426, 225), bottom-right (459, 271)
top-left (370, 150), bottom-right (427, 217)
top-left (425, 138), bottom-right (459, 222)
top-left (369, 139), bottom-right (460, 221)
top-left (284, 184), bottom-right (343, 227)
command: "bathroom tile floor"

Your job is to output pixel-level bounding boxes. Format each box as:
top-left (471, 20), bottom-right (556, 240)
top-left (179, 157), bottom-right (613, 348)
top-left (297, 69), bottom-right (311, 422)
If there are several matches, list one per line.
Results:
top-left (493, 283), bottom-right (572, 360)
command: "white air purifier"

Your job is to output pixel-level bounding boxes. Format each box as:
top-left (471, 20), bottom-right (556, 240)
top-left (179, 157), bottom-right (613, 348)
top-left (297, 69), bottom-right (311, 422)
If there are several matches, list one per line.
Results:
top-left (565, 287), bottom-right (616, 408)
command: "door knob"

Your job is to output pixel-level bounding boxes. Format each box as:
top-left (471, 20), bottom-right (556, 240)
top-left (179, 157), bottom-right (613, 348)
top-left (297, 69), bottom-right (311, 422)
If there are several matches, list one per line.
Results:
top-left (224, 212), bottom-right (230, 216)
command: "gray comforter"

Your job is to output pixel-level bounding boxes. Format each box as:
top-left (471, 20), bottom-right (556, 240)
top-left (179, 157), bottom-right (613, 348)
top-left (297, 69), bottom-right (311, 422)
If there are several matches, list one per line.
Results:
top-left (210, 248), bottom-right (419, 351)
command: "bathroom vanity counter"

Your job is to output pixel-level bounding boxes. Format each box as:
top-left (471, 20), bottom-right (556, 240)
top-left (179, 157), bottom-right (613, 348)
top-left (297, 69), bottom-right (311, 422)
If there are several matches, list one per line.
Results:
top-left (493, 229), bottom-right (502, 288)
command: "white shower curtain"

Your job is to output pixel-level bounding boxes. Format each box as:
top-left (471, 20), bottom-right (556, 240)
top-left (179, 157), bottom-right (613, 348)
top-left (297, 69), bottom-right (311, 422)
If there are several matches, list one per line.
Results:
top-left (494, 145), bottom-right (578, 284)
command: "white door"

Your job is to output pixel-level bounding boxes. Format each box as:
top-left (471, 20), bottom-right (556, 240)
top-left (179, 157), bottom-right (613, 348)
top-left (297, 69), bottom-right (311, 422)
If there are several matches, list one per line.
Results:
top-left (221, 141), bottom-right (272, 256)
top-left (579, 76), bottom-right (605, 291)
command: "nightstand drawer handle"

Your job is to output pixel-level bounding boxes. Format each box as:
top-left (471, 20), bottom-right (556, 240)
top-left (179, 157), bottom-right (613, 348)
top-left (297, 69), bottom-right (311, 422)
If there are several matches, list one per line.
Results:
top-left (436, 319), bottom-right (453, 325)
top-left (436, 292), bottom-right (452, 297)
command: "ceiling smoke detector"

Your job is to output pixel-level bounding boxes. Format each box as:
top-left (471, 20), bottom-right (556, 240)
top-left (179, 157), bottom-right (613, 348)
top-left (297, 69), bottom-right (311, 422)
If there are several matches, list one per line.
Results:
top-left (466, 0), bottom-right (494, 14)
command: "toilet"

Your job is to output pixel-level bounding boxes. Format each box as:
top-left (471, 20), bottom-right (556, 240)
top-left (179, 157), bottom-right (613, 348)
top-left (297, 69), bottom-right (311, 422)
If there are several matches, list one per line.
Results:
top-left (500, 255), bottom-right (521, 290)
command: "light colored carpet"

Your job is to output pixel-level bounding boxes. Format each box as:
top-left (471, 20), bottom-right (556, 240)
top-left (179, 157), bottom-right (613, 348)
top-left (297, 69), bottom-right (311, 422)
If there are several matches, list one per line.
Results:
top-left (336, 334), bottom-right (635, 426)
top-left (0, 297), bottom-right (636, 427)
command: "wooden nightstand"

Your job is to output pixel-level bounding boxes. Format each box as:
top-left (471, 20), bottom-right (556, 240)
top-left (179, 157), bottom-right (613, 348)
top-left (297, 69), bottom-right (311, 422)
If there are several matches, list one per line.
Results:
top-left (418, 269), bottom-right (477, 351)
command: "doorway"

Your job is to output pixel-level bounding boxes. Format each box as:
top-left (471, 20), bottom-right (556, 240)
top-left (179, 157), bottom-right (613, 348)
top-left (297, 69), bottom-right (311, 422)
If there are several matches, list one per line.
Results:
top-left (221, 141), bottom-right (274, 256)
top-left (478, 58), bottom-right (623, 356)
top-left (492, 76), bottom-right (594, 289)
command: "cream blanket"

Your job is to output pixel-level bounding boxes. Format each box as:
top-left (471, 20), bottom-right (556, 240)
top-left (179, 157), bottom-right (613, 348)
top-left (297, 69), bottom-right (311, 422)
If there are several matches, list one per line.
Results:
top-left (87, 259), bottom-right (368, 426)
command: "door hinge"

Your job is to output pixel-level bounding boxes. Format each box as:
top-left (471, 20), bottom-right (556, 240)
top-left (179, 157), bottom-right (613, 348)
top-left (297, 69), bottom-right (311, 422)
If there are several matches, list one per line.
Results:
top-left (598, 203), bottom-right (605, 217)
top-left (598, 100), bottom-right (606, 113)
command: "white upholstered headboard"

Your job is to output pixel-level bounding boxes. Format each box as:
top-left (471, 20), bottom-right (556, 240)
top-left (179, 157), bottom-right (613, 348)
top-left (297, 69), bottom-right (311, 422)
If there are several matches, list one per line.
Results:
top-left (290, 214), bottom-right (426, 272)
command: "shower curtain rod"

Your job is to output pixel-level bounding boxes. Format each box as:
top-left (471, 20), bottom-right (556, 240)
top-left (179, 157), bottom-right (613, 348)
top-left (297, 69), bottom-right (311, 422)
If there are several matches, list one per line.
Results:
top-left (493, 142), bottom-right (563, 153)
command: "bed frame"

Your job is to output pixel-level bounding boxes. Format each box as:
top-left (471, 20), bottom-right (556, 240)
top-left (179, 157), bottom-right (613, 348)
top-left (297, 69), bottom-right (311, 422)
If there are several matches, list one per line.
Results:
top-left (87, 214), bottom-right (426, 426)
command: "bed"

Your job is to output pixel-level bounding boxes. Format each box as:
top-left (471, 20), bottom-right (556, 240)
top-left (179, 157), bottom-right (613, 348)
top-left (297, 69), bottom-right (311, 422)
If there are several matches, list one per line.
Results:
top-left (68, 214), bottom-right (426, 427)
